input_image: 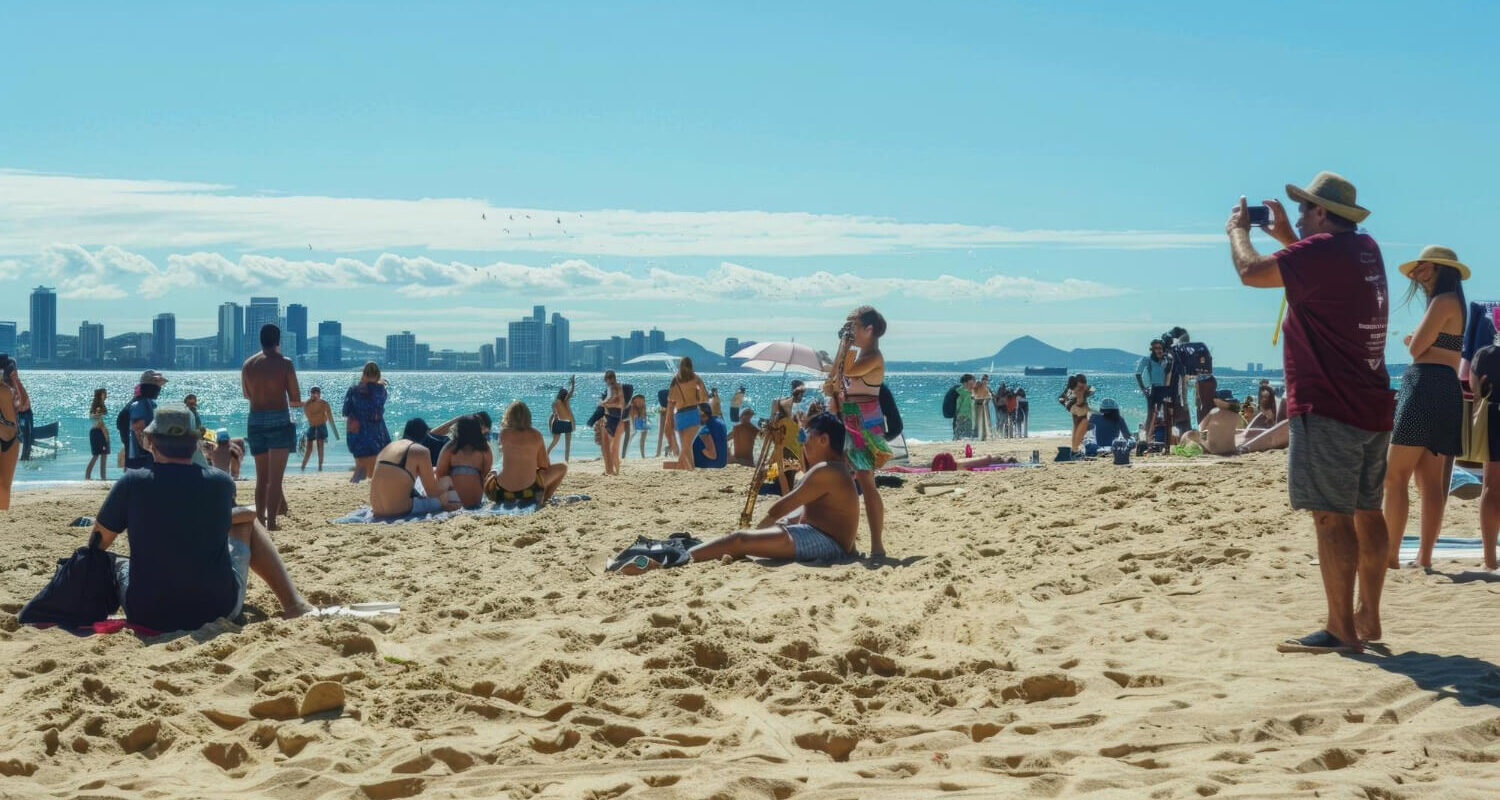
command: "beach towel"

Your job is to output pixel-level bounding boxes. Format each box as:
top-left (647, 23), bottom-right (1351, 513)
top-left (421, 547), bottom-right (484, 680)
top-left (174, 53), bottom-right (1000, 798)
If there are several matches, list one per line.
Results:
top-left (24, 619), bottom-right (160, 637)
top-left (307, 602), bottom-right (401, 619)
top-left (606, 533), bottom-right (702, 572)
top-left (332, 495), bottom-right (592, 524)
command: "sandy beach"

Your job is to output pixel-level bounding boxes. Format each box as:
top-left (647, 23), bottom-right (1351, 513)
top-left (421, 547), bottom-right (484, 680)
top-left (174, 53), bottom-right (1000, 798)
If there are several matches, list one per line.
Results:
top-left (2, 438), bottom-right (1498, 799)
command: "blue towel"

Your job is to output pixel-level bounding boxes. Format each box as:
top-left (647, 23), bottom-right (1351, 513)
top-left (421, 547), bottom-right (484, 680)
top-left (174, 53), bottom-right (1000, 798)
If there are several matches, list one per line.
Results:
top-left (332, 495), bottom-right (592, 524)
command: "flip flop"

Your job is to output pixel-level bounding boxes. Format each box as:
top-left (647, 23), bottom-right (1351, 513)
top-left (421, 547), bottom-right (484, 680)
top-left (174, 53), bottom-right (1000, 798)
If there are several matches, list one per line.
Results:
top-left (1276, 630), bottom-right (1362, 654)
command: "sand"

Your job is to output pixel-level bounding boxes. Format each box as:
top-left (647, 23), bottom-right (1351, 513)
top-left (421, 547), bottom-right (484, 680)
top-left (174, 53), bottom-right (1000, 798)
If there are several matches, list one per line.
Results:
top-left (2, 437), bottom-right (1499, 799)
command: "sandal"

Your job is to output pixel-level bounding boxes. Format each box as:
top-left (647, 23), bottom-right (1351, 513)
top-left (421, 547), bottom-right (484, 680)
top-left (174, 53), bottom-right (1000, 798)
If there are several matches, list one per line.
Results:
top-left (1276, 630), bottom-right (1362, 654)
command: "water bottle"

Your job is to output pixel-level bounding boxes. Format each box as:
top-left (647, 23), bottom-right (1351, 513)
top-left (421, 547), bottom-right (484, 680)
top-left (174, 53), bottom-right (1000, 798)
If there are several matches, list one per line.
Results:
top-left (1112, 435), bottom-right (1131, 465)
top-left (964, 443), bottom-right (973, 458)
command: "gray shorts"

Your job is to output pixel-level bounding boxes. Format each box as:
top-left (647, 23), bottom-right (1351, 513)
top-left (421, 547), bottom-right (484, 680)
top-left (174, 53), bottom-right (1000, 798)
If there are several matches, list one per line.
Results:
top-left (785, 523), bottom-right (847, 562)
top-left (116, 537), bottom-right (251, 622)
top-left (410, 495), bottom-right (446, 516)
top-left (1287, 413), bottom-right (1389, 515)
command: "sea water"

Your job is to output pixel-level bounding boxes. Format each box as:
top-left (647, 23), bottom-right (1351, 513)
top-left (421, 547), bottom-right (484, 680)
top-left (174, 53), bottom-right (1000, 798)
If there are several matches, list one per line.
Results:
top-left (13, 370), bottom-right (1275, 485)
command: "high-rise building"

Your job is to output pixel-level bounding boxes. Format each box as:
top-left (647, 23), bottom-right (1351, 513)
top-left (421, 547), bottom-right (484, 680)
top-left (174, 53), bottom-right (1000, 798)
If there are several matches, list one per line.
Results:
top-left (550, 312), bottom-right (570, 370)
top-left (176, 344), bottom-right (210, 370)
top-left (414, 343), bottom-right (431, 369)
top-left (217, 302), bottom-right (244, 366)
top-left (0, 322), bottom-right (15, 357)
top-left (317, 321), bottom-right (343, 369)
top-left (78, 321), bottom-right (105, 365)
top-left (29, 286), bottom-right (57, 364)
top-left (151, 313), bottom-right (177, 367)
top-left (629, 329), bottom-right (646, 359)
top-left (724, 337), bottom-right (741, 360)
top-left (479, 343), bottom-right (495, 370)
top-left (648, 327), bottom-right (666, 353)
top-left (610, 335), bottom-right (625, 367)
top-left (285, 304), bottom-right (308, 356)
top-left (581, 344), bottom-right (604, 370)
top-left (385, 331), bottom-right (416, 369)
top-left (282, 332), bottom-right (300, 363)
top-left (245, 297), bottom-right (280, 359)
top-left (493, 337), bottom-right (507, 368)
top-left (532, 305), bottom-right (545, 323)
top-left (507, 317), bottom-right (545, 370)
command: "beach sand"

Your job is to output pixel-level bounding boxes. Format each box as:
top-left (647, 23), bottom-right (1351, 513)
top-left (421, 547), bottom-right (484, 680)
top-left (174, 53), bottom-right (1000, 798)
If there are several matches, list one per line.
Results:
top-left (1, 437), bottom-right (1498, 798)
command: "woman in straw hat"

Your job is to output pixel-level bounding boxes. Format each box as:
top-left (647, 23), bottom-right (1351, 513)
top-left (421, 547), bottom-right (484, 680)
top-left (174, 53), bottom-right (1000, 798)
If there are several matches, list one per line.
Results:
top-left (1384, 245), bottom-right (1469, 569)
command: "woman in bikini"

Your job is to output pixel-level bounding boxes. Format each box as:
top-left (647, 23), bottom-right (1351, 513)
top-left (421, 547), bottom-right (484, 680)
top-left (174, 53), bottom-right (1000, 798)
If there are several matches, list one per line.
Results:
top-left (1386, 247), bottom-right (1469, 569)
top-left (489, 401), bottom-right (568, 507)
top-left (436, 415), bottom-right (493, 509)
top-left (665, 357), bottom-right (710, 471)
top-left (0, 356), bottom-right (19, 510)
top-left (823, 305), bottom-right (893, 557)
top-left (546, 376), bottom-right (576, 461)
top-left (629, 394), bottom-right (650, 458)
top-left (1068, 374), bottom-right (1092, 455)
top-left (599, 370), bottom-right (626, 476)
top-left (370, 419), bottom-right (461, 518)
top-left (86, 387), bottom-right (110, 481)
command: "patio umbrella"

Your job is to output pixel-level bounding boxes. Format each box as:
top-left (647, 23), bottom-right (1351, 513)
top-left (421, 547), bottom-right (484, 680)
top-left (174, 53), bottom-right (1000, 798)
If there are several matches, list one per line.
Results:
top-left (739, 359), bottom-right (823, 376)
top-left (730, 341), bottom-right (826, 374)
top-left (623, 352), bottom-right (681, 371)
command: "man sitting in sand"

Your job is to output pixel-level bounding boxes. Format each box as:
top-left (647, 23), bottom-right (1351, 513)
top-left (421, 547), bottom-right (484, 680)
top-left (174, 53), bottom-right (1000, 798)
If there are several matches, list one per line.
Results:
top-left (620, 413), bottom-right (858, 574)
top-left (370, 419), bottom-right (462, 517)
top-left (206, 428), bottom-right (245, 479)
top-left (731, 408), bottom-right (758, 466)
top-left (92, 404), bottom-right (313, 631)
top-left (490, 402), bottom-right (568, 507)
top-left (299, 387), bottom-right (339, 471)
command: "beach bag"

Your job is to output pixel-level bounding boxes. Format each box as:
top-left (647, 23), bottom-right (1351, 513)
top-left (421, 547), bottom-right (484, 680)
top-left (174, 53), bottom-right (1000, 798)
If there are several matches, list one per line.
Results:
top-left (1111, 436), bottom-right (1131, 465)
top-left (879, 384), bottom-right (903, 440)
top-left (930, 452), bottom-right (957, 471)
top-left (941, 386), bottom-right (959, 419)
top-left (19, 532), bottom-right (121, 627)
top-left (1463, 391), bottom-right (1490, 464)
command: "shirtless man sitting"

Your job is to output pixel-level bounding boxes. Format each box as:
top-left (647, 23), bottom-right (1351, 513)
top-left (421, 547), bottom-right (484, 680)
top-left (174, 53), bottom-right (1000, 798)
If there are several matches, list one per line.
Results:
top-left (730, 408), bottom-right (758, 466)
top-left (370, 419), bottom-right (461, 517)
top-left (207, 428), bottom-right (245, 478)
top-left (491, 402), bottom-right (568, 507)
top-left (299, 387), bottom-right (339, 471)
top-left (241, 324), bottom-right (302, 530)
top-left (620, 413), bottom-right (858, 573)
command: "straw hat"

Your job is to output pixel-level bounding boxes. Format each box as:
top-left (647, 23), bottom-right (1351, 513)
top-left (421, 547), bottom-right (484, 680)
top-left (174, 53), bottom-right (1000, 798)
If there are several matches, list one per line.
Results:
top-left (1399, 245), bottom-right (1471, 280)
top-left (1285, 171), bottom-right (1369, 223)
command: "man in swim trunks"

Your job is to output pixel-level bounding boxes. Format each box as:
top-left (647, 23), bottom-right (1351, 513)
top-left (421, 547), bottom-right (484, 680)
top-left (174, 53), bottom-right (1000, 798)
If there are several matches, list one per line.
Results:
top-left (619, 413), bottom-right (858, 574)
top-left (241, 324), bottom-right (302, 530)
top-left (208, 428), bottom-right (245, 479)
top-left (731, 408), bottom-right (758, 466)
top-left (299, 387), bottom-right (339, 472)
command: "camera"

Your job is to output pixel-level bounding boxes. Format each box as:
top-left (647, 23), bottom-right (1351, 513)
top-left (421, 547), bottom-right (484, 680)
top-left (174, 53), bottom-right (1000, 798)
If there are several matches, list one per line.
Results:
top-left (1246, 204), bottom-right (1271, 226)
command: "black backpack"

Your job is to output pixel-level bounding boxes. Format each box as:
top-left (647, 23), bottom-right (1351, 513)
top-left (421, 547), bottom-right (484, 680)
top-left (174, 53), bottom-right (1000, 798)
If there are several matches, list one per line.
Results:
top-left (880, 384), bottom-right (903, 440)
top-left (941, 386), bottom-right (959, 419)
top-left (19, 532), bottom-right (122, 628)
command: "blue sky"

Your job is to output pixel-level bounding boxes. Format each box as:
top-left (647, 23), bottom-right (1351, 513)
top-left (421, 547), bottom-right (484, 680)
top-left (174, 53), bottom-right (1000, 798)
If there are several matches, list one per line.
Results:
top-left (2, 1), bottom-right (1496, 364)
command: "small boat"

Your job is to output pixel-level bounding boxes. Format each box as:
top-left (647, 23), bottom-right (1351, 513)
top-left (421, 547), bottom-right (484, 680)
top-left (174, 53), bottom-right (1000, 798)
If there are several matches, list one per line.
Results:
top-left (1024, 366), bottom-right (1066, 376)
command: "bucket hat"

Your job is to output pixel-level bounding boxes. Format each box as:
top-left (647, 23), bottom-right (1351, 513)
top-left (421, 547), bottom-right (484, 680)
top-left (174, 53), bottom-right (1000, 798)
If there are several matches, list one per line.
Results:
top-left (1398, 245), bottom-right (1470, 280)
top-left (1285, 171), bottom-right (1369, 223)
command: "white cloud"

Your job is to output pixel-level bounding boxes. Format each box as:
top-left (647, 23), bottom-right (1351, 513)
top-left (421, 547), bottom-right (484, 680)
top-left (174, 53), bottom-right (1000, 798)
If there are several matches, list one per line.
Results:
top-left (18, 245), bottom-right (1125, 306)
top-left (0, 169), bottom-right (1222, 258)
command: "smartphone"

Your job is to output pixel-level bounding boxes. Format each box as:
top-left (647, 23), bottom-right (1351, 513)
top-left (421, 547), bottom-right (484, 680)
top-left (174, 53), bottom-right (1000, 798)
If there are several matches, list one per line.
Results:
top-left (1246, 205), bottom-right (1271, 225)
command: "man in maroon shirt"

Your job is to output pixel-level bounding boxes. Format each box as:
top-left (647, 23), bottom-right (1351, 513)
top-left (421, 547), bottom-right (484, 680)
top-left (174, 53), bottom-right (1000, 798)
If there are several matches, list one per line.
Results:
top-left (1227, 171), bottom-right (1395, 655)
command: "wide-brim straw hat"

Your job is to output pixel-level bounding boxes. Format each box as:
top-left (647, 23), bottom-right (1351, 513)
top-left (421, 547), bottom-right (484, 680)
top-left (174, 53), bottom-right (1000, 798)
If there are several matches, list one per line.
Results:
top-left (1285, 170), bottom-right (1370, 223)
top-left (1399, 245), bottom-right (1471, 280)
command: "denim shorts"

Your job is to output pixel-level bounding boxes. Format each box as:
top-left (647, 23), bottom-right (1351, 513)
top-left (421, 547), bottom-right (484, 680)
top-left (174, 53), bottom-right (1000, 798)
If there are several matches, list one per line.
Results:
top-left (116, 537), bottom-right (250, 623)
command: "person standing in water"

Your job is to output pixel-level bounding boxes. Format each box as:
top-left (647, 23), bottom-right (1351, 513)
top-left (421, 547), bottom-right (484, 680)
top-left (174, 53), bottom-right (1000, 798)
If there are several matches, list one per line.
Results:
top-left (300, 386), bottom-right (340, 471)
top-left (547, 376), bottom-right (576, 461)
top-left (241, 324), bottom-right (302, 531)
top-left (86, 387), bottom-right (110, 481)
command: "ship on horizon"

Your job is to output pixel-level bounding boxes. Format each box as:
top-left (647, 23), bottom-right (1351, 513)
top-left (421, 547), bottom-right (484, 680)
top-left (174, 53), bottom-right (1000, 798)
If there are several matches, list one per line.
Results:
top-left (1023, 366), bottom-right (1067, 376)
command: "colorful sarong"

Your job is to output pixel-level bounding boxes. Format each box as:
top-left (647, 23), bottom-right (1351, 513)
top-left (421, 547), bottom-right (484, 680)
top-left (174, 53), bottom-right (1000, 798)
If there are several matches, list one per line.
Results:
top-left (841, 398), bottom-right (892, 471)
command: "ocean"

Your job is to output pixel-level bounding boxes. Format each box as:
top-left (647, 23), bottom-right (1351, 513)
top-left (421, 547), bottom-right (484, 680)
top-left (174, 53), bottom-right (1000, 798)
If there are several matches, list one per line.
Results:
top-left (12, 369), bottom-right (1276, 485)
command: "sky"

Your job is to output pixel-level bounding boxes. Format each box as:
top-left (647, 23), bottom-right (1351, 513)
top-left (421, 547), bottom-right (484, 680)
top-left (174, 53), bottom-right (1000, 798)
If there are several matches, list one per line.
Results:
top-left (2, 1), bottom-right (1497, 365)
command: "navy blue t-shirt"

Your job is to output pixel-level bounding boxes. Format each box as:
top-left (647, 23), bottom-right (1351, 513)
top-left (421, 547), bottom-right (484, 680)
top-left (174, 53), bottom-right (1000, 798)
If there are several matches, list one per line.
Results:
top-left (96, 463), bottom-right (238, 632)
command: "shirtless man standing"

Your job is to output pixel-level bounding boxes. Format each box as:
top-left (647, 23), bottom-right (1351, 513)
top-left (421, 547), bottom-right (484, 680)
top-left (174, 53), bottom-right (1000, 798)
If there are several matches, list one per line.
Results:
top-left (299, 387), bottom-right (339, 471)
top-left (241, 324), bottom-right (302, 530)
top-left (620, 413), bottom-right (858, 573)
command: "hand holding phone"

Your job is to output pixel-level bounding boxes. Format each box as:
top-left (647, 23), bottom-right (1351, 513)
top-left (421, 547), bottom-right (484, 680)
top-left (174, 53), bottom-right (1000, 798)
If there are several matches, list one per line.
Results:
top-left (1246, 205), bottom-right (1271, 226)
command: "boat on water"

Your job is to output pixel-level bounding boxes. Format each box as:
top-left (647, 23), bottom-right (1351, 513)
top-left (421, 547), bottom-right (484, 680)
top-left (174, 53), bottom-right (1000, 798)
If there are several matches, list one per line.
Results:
top-left (1023, 366), bottom-right (1066, 376)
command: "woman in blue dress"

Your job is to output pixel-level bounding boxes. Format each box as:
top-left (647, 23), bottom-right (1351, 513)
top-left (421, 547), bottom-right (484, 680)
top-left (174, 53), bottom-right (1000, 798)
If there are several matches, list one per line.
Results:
top-left (343, 361), bottom-right (391, 482)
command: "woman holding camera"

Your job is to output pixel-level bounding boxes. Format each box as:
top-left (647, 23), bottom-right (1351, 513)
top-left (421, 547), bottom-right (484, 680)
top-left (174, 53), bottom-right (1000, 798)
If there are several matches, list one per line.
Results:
top-left (1384, 246), bottom-right (1469, 569)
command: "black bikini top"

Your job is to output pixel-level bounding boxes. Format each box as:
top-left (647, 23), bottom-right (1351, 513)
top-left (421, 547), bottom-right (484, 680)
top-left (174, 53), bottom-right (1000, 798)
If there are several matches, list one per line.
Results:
top-left (1433, 332), bottom-right (1463, 352)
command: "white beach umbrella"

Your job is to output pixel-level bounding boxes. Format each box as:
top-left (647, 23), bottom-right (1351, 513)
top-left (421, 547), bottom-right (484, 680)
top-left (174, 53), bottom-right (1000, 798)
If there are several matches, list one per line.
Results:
top-left (623, 352), bottom-right (681, 371)
top-left (730, 341), bottom-right (826, 374)
top-left (739, 359), bottom-right (823, 375)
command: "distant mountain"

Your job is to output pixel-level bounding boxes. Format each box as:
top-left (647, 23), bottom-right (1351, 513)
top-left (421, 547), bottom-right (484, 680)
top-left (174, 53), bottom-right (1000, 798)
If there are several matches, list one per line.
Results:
top-left (988, 335), bottom-right (1070, 369)
top-left (664, 338), bottom-right (726, 369)
top-left (885, 335), bottom-right (1143, 373)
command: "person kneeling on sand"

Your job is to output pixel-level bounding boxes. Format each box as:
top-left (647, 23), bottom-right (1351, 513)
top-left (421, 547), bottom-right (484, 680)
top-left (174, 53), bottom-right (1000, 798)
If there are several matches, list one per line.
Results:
top-left (620, 413), bottom-right (858, 574)
top-left (488, 401), bottom-right (568, 508)
top-left (92, 404), bottom-right (313, 631)
top-left (370, 419), bottom-right (462, 517)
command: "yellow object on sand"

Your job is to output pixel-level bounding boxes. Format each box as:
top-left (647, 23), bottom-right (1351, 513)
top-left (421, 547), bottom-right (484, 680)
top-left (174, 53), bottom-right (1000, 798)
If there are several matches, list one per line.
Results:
top-left (1272, 294), bottom-right (1286, 346)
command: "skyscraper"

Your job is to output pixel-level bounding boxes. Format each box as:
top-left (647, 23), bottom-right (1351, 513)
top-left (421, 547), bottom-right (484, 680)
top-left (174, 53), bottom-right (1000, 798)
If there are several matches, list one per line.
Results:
top-left (78, 321), bottom-right (105, 365)
top-left (507, 317), bottom-right (545, 370)
top-left (151, 313), bottom-right (177, 367)
top-left (414, 343), bottom-right (431, 369)
top-left (629, 329), bottom-right (646, 359)
top-left (648, 327), bottom-right (666, 354)
top-left (317, 321), bottom-right (343, 369)
top-left (245, 297), bottom-right (280, 359)
top-left (493, 337), bottom-right (507, 369)
top-left (479, 343), bottom-right (495, 370)
top-left (386, 331), bottom-right (416, 370)
top-left (285, 304), bottom-right (308, 356)
top-left (217, 302), bottom-right (244, 367)
top-left (550, 312), bottom-right (570, 371)
top-left (29, 286), bottom-right (57, 364)
top-left (724, 337), bottom-right (741, 360)
top-left (0, 322), bottom-right (18, 359)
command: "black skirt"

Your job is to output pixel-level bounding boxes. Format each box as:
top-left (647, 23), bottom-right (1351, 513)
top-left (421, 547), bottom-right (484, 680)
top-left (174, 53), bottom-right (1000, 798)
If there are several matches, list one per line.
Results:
top-left (1391, 363), bottom-right (1462, 456)
top-left (89, 427), bottom-right (110, 456)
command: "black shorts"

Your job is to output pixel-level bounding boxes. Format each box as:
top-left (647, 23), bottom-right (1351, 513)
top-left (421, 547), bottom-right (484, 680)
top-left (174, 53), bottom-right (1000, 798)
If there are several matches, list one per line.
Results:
top-left (551, 419), bottom-right (574, 435)
top-left (89, 427), bottom-right (110, 456)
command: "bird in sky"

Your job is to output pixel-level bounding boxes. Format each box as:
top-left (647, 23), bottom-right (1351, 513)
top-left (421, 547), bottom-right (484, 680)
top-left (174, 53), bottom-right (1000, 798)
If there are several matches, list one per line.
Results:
top-left (482, 213), bottom-right (487, 220)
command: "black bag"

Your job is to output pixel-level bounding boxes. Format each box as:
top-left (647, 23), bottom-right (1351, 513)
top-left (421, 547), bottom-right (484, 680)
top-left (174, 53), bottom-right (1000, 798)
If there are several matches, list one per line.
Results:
top-left (879, 384), bottom-right (904, 440)
top-left (941, 386), bottom-right (959, 419)
top-left (19, 533), bottom-right (121, 627)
